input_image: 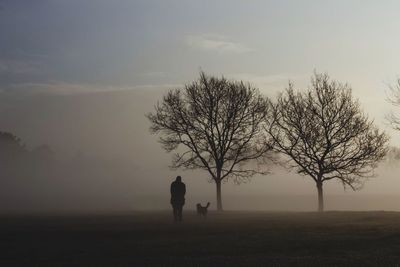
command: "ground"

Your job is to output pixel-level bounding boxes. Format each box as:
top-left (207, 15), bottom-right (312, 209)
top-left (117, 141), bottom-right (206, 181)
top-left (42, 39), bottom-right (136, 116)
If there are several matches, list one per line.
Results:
top-left (1, 211), bottom-right (400, 266)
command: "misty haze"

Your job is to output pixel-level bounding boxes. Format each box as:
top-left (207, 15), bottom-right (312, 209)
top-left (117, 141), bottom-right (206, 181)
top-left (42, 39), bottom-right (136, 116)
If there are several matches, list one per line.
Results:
top-left (1, 89), bottom-right (399, 213)
top-left (2, 1), bottom-right (400, 266)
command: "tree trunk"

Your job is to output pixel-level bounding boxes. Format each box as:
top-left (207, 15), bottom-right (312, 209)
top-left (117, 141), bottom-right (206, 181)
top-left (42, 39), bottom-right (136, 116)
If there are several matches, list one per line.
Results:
top-left (216, 179), bottom-right (223, 211)
top-left (316, 181), bottom-right (324, 212)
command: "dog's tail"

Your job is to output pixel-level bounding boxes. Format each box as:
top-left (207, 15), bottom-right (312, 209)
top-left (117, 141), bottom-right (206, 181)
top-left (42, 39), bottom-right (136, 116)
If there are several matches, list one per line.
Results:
top-left (206, 202), bottom-right (210, 208)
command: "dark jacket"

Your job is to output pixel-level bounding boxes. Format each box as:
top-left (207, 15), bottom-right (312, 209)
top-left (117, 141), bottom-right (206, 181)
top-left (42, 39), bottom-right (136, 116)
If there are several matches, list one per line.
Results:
top-left (170, 181), bottom-right (186, 206)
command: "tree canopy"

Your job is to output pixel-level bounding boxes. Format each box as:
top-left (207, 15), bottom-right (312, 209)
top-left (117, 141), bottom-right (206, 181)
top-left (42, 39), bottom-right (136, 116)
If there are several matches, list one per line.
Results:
top-left (147, 72), bottom-right (274, 210)
top-left (265, 73), bottom-right (388, 211)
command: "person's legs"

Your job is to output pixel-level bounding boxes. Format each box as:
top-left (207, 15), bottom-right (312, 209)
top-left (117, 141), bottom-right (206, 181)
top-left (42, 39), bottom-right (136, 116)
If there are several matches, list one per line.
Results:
top-left (177, 205), bottom-right (183, 221)
top-left (172, 205), bottom-right (178, 222)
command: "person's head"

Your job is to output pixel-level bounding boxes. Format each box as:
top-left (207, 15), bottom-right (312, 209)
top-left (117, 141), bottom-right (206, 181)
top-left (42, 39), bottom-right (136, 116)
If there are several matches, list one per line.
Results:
top-left (176, 176), bottom-right (182, 182)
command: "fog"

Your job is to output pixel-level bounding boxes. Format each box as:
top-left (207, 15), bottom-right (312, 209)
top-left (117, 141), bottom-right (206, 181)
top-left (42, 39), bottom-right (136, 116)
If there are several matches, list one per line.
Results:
top-left (2, 1), bottom-right (400, 213)
top-left (1, 89), bottom-right (400, 213)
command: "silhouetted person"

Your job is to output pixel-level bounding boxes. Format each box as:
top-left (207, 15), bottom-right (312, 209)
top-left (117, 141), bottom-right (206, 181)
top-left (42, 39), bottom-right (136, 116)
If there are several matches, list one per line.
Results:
top-left (170, 176), bottom-right (186, 222)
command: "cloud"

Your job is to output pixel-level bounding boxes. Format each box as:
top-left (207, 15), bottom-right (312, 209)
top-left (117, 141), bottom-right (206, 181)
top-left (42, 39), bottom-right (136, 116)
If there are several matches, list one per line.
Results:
top-left (185, 34), bottom-right (252, 53)
top-left (138, 72), bottom-right (167, 77)
top-left (230, 73), bottom-right (290, 85)
top-left (3, 82), bottom-right (183, 96)
top-left (0, 59), bottom-right (44, 75)
top-left (229, 73), bottom-right (290, 87)
top-left (227, 73), bottom-right (308, 96)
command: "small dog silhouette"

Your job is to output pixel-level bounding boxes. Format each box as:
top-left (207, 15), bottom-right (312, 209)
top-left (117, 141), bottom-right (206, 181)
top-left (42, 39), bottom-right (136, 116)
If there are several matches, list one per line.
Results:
top-left (196, 202), bottom-right (210, 217)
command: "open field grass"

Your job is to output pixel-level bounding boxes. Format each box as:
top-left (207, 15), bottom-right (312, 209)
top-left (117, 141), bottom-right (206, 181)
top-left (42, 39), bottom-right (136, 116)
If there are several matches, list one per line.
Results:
top-left (1, 211), bottom-right (400, 266)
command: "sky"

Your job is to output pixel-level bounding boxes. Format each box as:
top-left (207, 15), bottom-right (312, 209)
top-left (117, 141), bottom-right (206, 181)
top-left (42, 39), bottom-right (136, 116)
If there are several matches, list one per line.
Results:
top-left (2, 1), bottom-right (400, 133)
top-left (2, 0), bottom-right (400, 212)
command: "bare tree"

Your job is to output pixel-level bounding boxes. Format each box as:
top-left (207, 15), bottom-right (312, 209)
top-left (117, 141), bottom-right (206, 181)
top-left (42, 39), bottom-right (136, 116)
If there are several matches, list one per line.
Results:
top-left (265, 73), bottom-right (388, 212)
top-left (0, 131), bottom-right (27, 182)
top-left (0, 131), bottom-right (26, 162)
top-left (147, 72), bottom-right (273, 211)
top-left (387, 79), bottom-right (400, 130)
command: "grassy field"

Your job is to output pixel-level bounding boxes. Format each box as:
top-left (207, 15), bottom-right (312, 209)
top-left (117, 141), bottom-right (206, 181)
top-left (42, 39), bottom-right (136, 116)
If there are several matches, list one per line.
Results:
top-left (1, 211), bottom-right (400, 266)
